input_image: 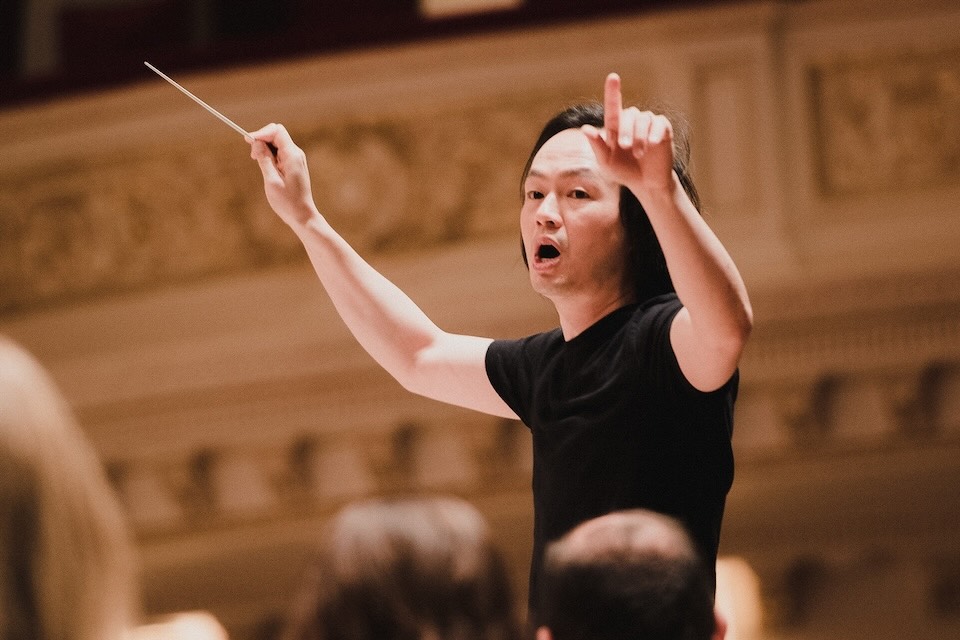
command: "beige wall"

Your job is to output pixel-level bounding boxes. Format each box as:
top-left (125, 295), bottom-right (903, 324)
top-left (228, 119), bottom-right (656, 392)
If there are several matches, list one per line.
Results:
top-left (2, 1), bottom-right (959, 639)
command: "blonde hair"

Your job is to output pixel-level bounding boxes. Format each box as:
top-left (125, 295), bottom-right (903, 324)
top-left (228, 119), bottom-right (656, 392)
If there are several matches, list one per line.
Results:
top-left (0, 336), bottom-right (137, 640)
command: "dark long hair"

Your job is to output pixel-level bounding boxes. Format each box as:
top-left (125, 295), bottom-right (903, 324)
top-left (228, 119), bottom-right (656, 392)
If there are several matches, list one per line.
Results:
top-left (520, 102), bottom-right (701, 303)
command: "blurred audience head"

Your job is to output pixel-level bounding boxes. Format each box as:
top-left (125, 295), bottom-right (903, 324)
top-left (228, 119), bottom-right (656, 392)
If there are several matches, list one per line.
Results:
top-left (282, 495), bottom-right (521, 640)
top-left (537, 509), bottom-right (725, 640)
top-left (0, 336), bottom-right (137, 640)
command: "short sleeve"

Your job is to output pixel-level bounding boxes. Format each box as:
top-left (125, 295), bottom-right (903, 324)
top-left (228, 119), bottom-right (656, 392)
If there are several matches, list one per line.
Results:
top-left (631, 295), bottom-right (698, 395)
top-left (485, 338), bottom-right (533, 425)
top-left (633, 294), bottom-right (739, 401)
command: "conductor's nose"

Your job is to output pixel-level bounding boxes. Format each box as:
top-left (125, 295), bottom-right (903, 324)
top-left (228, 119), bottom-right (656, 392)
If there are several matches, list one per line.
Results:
top-left (536, 193), bottom-right (561, 227)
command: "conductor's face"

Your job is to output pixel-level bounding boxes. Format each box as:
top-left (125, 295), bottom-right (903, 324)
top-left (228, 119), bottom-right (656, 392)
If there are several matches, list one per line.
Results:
top-left (520, 128), bottom-right (630, 304)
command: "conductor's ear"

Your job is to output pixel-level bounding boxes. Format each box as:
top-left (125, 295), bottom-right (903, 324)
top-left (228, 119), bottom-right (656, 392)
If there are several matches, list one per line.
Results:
top-left (536, 626), bottom-right (553, 640)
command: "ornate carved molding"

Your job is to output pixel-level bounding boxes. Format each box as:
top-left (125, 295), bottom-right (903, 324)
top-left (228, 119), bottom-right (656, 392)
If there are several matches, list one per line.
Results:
top-left (95, 351), bottom-right (960, 541)
top-left (0, 83), bottom-right (602, 315)
top-left (809, 48), bottom-right (960, 197)
top-left (107, 415), bottom-right (530, 538)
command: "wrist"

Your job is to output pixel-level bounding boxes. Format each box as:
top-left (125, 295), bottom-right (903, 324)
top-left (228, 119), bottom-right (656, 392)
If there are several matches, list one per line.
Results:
top-left (286, 202), bottom-right (325, 233)
top-left (626, 171), bottom-right (681, 212)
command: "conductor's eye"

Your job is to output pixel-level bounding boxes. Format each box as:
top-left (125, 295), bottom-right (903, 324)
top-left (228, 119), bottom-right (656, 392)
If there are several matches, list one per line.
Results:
top-left (571, 189), bottom-right (589, 199)
top-left (527, 190), bottom-right (544, 200)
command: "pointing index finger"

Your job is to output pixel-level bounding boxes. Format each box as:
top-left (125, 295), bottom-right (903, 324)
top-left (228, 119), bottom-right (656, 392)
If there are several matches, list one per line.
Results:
top-left (604, 73), bottom-right (623, 142)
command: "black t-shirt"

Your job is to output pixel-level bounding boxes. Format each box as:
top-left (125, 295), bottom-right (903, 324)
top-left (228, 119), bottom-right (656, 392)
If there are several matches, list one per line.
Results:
top-left (484, 294), bottom-right (737, 613)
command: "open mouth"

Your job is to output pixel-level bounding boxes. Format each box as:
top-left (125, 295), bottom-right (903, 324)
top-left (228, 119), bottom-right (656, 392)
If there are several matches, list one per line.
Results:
top-left (536, 244), bottom-right (560, 261)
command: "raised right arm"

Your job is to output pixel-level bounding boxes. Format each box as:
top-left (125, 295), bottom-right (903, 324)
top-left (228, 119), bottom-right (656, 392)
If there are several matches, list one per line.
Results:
top-left (249, 124), bottom-right (516, 419)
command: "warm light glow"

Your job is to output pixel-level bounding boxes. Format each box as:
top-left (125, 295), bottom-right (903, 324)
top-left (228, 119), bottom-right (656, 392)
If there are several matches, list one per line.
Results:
top-left (420, 0), bottom-right (525, 19)
top-left (716, 557), bottom-right (764, 640)
top-left (130, 611), bottom-right (228, 640)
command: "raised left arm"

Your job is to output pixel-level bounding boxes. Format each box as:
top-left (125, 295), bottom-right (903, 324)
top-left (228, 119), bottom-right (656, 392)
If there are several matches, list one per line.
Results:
top-left (582, 73), bottom-right (753, 391)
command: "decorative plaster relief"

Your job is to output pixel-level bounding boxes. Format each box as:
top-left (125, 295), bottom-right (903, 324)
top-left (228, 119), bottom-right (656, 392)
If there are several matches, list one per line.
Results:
top-left (0, 84), bottom-right (597, 315)
top-left (0, 149), bottom-right (298, 313)
top-left (290, 437), bottom-right (377, 502)
top-left (826, 376), bottom-right (898, 441)
top-left (209, 453), bottom-right (278, 516)
top-left (772, 378), bottom-right (832, 445)
top-left (111, 351), bottom-right (960, 538)
top-left (694, 59), bottom-right (761, 217)
top-left (114, 415), bottom-right (533, 537)
top-left (412, 429), bottom-right (478, 489)
top-left (109, 462), bottom-right (185, 530)
top-left (929, 560), bottom-right (960, 618)
top-left (933, 362), bottom-right (960, 435)
top-left (742, 303), bottom-right (960, 382)
top-left (732, 390), bottom-right (792, 452)
top-left (810, 48), bottom-right (960, 197)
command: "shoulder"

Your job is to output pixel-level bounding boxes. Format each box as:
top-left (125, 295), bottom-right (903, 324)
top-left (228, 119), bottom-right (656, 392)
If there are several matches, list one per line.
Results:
top-left (627, 293), bottom-right (683, 336)
top-left (486, 328), bottom-right (564, 380)
top-left (635, 292), bottom-right (682, 315)
top-left (489, 328), bottom-right (564, 357)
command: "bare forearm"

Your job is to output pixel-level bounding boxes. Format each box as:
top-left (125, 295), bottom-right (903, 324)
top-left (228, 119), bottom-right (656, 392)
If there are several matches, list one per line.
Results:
top-left (290, 205), bottom-right (442, 385)
top-left (631, 173), bottom-right (753, 347)
top-left (248, 126), bottom-right (513, 417)
top-left (292, 211), bottom-right (513, 416)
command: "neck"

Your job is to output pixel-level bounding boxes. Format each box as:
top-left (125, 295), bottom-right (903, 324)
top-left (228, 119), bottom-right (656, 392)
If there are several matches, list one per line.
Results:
top-left (553, 290), bottom-right (636, 340)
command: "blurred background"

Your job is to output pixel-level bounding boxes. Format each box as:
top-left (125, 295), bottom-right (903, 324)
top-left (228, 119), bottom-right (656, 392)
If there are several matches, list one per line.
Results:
top-left (1, 1), bottom-right (959, 639)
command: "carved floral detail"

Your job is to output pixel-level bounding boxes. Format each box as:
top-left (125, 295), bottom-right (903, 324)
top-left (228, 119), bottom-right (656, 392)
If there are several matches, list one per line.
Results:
top-left (810, 49), bottom-right (960, 196)
top-left (0, 91), bottom-right (567, 314)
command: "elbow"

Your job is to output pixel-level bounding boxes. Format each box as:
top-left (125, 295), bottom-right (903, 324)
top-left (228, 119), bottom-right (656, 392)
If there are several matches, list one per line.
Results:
top-left (396, 369), bottom-right (425, 396)
top-left (713, 301), bottom-right (754, 364)
top-left (709, 283), bottom-right (754, 354)
top-left (389, 357), bottom-right (426, 396)
top-left (707, 315), bottom-right (752, 391)
top-left (737, 301), bottom-right (754, 344)
top-left (727, 301), bottom-right (754, 358)
top-left (390, 344), bottom-right (438, 399)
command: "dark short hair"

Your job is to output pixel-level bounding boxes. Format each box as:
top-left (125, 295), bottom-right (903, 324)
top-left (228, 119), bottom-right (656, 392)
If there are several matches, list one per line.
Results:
top-left (520, 103), bottom-right (701, 303)
top-left (282, 496), bottom-right (520, 640)
top-left (538, 510), bottom-right (715, 640)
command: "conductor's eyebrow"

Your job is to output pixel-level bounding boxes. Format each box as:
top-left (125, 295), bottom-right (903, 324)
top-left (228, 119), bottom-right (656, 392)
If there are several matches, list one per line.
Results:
top-left (526, 167), bottom-right (600, 180)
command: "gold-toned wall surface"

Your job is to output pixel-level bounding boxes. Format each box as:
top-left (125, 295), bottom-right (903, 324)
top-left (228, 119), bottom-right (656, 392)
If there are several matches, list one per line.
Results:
top-left (2, 1), bottom-right (959, 639)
